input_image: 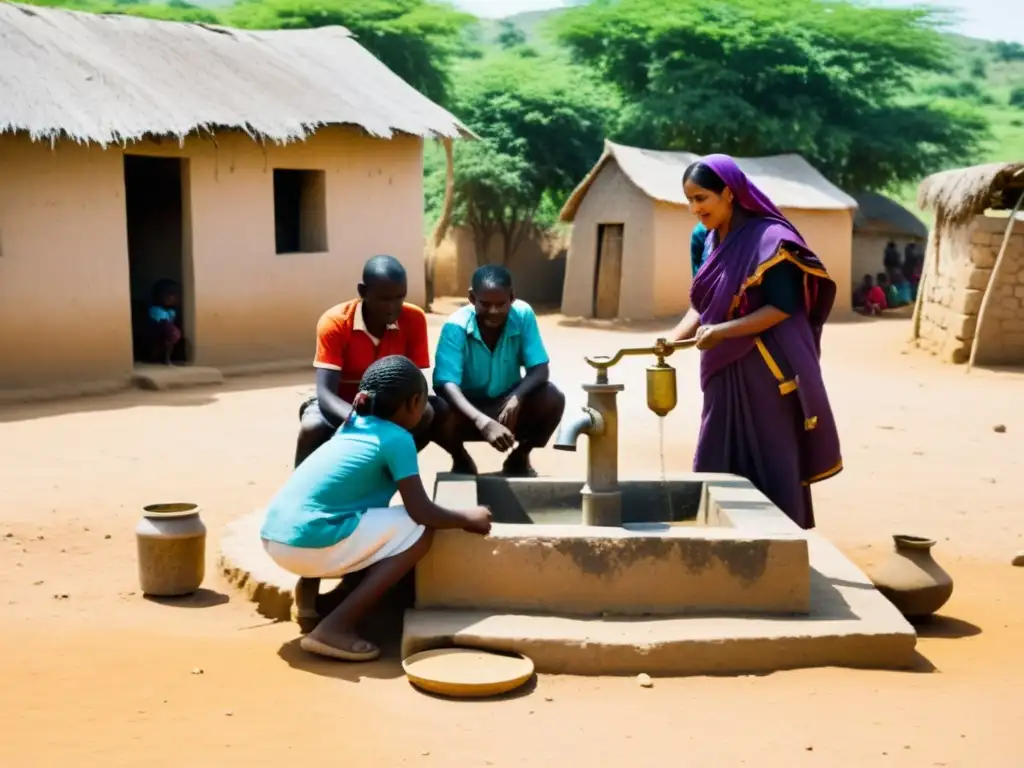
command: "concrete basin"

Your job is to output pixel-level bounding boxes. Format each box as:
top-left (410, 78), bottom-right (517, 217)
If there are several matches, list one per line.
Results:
top-left (419, 472), bottom-right (811, 617)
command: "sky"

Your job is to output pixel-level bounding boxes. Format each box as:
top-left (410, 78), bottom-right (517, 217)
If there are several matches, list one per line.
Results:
top-left (452, 0), bottom-right (1024, 44)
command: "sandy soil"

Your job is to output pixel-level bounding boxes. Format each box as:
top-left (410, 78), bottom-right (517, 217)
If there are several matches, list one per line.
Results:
top-left (1, 312), bottom-right (1022, 767)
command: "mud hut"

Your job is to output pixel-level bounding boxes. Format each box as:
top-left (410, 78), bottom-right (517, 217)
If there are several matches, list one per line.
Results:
top-left (913, 162), bottom-right (1024, 365)
top-left (852, 191), bottom-right (928, 280)
top-left (558, 141), bottom-right (857, 321)
top-left (0, 2), bottom-right (469, 399)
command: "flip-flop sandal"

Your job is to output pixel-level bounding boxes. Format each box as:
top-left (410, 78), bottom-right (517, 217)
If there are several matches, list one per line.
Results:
top-left (300, 634), bottom-right (380, 662)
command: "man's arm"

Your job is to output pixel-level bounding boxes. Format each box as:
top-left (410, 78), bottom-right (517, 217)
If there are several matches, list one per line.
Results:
top-left (312, 312), bottom-right (352, 428)
top-left (314, 368), bottom-right (351, 427)
top-left (512, 306), bottom-right (550, 399)
top-left (433, 323), bottom-right (487, 425)
top-left (404, 307), bottom-right (431, 370)
top-left (511, 363), bottom-right (549, 400)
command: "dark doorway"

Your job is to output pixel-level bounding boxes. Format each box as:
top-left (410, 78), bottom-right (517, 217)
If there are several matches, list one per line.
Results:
top-left (593, 223), bottom-right (624, 319)
top-left (124, 155), bottom-right (190, 363)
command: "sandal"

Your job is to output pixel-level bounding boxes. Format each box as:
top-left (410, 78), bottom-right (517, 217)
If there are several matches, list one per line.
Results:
top-left (300, 634), bottom-right (380, 662)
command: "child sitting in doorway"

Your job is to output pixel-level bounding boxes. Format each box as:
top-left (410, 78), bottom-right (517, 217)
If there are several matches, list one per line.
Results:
top-left (260, 355), bottom-right (493, 662)
top-left (148, 279), bottom-right (183, 365)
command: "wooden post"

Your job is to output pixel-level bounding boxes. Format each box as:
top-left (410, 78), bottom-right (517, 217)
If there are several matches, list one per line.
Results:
top-left (967, 178), bottom-right (1024, 371)
top-left (910, 226), bottom-right (938, 342)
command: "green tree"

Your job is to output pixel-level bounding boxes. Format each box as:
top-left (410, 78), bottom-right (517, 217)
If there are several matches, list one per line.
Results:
top-left (1010, 87), bottom-right (1024, 110)
top-left (495, 19), bottom-right (527, 49)
top-left (552, 0), bottom-right (988, 190)
top-left (227, 0), bottom-right (473, 105)
top-left (430, 53), bottom-right (617, 264)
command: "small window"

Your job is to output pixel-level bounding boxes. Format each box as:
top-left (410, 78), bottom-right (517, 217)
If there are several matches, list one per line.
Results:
top-left (273, 169), bottom-right (327, 254)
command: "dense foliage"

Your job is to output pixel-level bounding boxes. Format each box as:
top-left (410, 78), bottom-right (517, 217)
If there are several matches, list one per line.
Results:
top-left (551, 0), bottom-right (987, 191)
top-left (430, 52), bottom-right (616, 264)
top-left (226, 0), bottom-right (473, 105)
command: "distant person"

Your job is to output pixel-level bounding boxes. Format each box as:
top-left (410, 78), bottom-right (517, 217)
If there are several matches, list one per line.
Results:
top-left (877, 272), bottom-right (897, 310)
top-left (432, 265), bottom-right (566, 477)
top-left (890, 269), bottom-right (913, 307)
top-left (261, 356), bottom-right (492, 661)
top-left (147, 279), bottom-right (183, 365)
top-left (856, 274), bottom-right (886, 316)
top-left (883, 241), bottom-right (901, 275)
top-left (295, 255), bottom-right (442, 467)
top-left (903, 243), bottom-right (923, 300)
top-left (852, 273), bottom-right (873, 309)
top-left (691, 221), bottom-right (709, 276)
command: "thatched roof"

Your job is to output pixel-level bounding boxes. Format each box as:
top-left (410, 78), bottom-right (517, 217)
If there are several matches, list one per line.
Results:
top-left (917, 162), bottom-right (1024, 227)
top-left (853, 191), bottom-right (928, 238)
top-left (560, 141), bottom-right (857, 222)
top-left (0, 2), bottom-right (472, 146)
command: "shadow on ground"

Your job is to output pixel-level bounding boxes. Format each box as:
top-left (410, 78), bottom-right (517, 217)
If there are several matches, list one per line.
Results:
top-left (0, 369), bottom-right (314, 423)
top-left (143, 588), bottom-right (230, 609)
top-left (913, 615), bottom-right (983, 639)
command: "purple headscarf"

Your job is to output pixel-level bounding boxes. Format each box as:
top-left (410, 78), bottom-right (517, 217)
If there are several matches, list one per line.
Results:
top-left (689, 154), bottom-right (836, 388)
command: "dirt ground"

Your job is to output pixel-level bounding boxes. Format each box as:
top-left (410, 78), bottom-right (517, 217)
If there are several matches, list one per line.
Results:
top-left (1, 312), bottom-right (1022, 767)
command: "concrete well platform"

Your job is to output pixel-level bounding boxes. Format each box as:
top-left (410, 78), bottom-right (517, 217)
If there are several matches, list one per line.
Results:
top-left (402, 532), bottom-right (917, 676)
top-left (403, 472), bottom-right (917, 676)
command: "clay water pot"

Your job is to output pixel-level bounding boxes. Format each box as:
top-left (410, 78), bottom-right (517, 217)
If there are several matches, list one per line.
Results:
top-left (866, 535), bottom-right (953, 619)
top-left (135, 503), bottom-right (206, 597)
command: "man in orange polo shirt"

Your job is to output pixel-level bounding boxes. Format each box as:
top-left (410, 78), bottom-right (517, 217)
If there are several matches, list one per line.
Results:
top-left (294, 255), bottom-right (441, 466)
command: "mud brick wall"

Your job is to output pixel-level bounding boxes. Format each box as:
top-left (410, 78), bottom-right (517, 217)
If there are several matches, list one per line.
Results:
top-left (916, 214), bottom-right (1024, 365)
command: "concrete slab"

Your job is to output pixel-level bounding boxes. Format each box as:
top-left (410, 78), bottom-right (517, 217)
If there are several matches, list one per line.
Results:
top-left (218, 510), bottom-right (295, 621)
top-left (132, 364), bottom-right (224, 391)
top-left (416, 524), bottom-right (810, 616)
top-left (403, 534), bottom-right (918, 676)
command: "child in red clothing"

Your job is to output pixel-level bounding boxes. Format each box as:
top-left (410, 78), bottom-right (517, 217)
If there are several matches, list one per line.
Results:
top-left (854, 273), bottom-right (887, 316)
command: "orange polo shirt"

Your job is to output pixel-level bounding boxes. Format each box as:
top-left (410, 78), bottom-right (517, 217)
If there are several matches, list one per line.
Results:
top-left (313, 300), bottom-right (430, 402)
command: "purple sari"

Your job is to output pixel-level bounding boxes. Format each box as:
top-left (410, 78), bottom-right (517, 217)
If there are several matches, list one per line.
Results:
top-left (690, 155), bottom-right (842, 529)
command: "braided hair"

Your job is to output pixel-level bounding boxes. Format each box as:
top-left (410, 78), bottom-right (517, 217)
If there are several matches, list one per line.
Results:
top-left (351, 355), bottom-right (427, 420)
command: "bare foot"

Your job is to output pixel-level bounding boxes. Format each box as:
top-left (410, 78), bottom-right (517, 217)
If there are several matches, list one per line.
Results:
top-left (502, 449), bottom-right (536, 477)
top-left (301, 627), bottom-right (379, 662)
top-left (450, 449), bottom-right (478, 476)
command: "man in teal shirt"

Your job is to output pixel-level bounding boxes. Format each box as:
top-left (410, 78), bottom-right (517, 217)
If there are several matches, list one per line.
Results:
top-left (433, 265), bottom-right (565, 476)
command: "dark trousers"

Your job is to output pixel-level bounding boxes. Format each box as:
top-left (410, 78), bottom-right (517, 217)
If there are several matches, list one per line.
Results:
top-left (433, 382), bottom-right (565, 453)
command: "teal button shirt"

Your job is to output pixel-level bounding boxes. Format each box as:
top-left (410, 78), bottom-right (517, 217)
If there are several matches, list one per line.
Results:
top-left (433, 300), bottom-right (549, 400)
top-left (260, 415), bottom-right (420, 549)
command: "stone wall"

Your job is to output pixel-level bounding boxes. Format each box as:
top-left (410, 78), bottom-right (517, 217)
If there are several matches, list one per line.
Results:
top-left (917, 214), bottom-right (1024, 365)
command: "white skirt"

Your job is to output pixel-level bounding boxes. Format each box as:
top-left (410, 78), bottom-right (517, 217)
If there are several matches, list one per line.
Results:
top-left (262, 505), bottom-right (426, 579)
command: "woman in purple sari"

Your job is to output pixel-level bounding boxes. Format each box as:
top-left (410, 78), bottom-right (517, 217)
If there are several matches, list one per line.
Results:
top-left (666, 155), bottom-right (842, 529)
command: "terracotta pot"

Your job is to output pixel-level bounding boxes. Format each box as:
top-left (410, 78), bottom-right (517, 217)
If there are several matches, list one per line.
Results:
top-left (866, 535), bottom-right (953, 619)
top-left (135, 503), bottom-right (206, 597)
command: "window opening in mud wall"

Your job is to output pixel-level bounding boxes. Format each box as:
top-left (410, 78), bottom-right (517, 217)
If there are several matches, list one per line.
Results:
top-left (273, 169), bottom-right (328, 254)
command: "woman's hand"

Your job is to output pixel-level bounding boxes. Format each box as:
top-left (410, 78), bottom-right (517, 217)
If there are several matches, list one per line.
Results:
top-left (694, 324), bottom-right (724, 350)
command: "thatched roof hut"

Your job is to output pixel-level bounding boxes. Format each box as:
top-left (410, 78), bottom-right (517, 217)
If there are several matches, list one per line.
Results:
top-left (0, 1), bottom-right (472, 146)
top-left (917, 162), bottom-right (1024, 227)
top-left (913, 162), bottom-right (1024, 366)
top-left (559, 141), bottom-right (857, 320)
top-left (0, 2), bottom-right (471, 399)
